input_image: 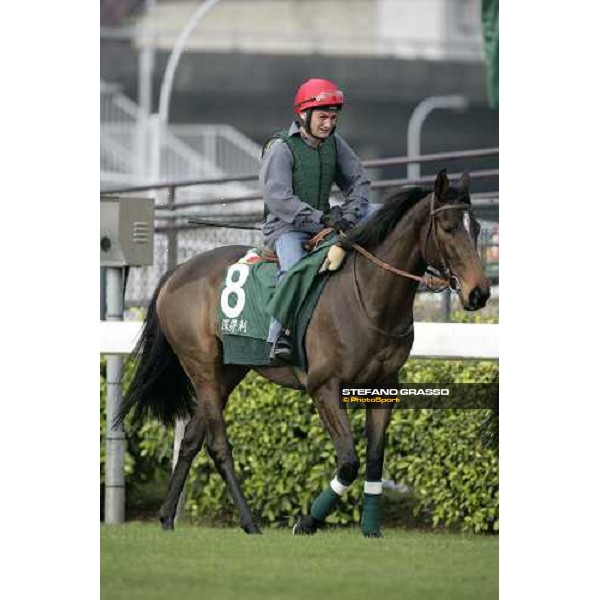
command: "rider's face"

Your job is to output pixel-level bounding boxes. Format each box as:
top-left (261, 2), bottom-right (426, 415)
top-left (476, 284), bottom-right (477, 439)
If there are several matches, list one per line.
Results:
top-left (305, 110), bottom-right (338, 138)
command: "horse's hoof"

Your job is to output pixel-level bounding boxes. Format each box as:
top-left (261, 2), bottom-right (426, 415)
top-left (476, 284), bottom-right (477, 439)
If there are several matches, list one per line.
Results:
top-left (159, 516), bottom-right (175, 531)
top-left (363, 530), bottom-right (383, 539)
top-left (242, 522), bottom-right (262, 535)
top-left (292, 515), bottom-right (321, 536)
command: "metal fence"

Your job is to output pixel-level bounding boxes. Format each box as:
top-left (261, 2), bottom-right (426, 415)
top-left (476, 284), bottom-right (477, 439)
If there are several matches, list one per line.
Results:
top-left (100, 147), bottom-right (499, 308)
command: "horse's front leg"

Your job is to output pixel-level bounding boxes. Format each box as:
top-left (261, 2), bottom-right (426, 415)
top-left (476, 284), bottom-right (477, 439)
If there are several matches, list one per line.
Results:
top-left (294, 379), bottom-right (359, 535)
top-left (362, 406), bottom-right (394, 537)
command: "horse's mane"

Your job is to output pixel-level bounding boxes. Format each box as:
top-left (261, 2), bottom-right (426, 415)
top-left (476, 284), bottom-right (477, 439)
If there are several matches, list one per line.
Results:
top-left (345, 186), bottom-right (431, 250)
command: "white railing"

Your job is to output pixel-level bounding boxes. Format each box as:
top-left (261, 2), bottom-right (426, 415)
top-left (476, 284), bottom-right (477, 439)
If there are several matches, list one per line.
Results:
top-left (100, 80), bottom-right (261, 196)
top-left (100, 321), bottom-right (499, 360)
top-left (101, 81), bottom-right (143, 123)
top-left (100, 129), bottom-right (137, 173)
top-left (171, 124), bottom-right (261, 177)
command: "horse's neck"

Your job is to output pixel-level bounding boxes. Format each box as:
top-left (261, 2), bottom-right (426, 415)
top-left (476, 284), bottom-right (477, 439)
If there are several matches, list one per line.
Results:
top-left (355, 200), bottom-right (428, 329)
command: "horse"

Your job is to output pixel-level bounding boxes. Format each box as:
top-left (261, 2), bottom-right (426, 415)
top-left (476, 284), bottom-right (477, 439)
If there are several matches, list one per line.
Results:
top-left (118, 169), bottom-right (490, 537)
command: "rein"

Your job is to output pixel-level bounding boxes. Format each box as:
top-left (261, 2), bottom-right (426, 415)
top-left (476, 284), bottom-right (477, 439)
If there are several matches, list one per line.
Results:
top-left (351, 251), bottom-right (415, 338)
top-left (340, 193), bottom-right (472, 292)
top-left (345, 237), bottom-right (449, 291)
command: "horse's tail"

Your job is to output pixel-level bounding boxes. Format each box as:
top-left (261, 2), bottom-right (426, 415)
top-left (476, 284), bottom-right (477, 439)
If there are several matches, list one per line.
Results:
top-left (116, 270), bottom-right (195, 428)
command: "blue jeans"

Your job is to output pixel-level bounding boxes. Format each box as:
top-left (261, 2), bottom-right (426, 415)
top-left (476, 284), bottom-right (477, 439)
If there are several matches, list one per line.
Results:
top-left (267, 231), bottom-right (312, 342)
top-left (267, 204), bottom-right (381, 343)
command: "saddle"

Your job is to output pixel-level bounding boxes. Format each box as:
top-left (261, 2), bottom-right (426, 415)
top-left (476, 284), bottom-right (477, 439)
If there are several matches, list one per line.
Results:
top-left (218, 232), bottom-right (341, 369)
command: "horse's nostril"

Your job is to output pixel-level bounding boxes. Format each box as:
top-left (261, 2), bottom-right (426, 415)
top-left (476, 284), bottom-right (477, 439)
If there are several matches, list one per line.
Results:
top-left (482, 286), bottom-right (491, 304)
top-left (469, 286), bottom-right (489, 309)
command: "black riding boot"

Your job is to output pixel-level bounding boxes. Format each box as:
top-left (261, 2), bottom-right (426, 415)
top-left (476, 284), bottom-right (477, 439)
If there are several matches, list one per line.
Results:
top-left (269, 331), bottom-right (293, 363)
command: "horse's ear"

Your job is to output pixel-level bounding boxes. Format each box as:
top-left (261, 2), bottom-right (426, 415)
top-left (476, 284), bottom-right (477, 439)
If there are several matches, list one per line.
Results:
top-left (434, 169), bottom-right (449, 199)
top-left (459, 171), bottom-right (471, 191)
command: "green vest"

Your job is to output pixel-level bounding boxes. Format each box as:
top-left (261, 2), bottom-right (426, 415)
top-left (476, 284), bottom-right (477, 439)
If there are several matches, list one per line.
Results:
top-left (263, 130), bottom-right (338, 217)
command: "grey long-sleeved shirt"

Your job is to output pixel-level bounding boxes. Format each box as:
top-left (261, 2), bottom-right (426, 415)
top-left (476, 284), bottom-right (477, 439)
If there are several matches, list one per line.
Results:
top-left (260, 121), bottom-right (371, 249)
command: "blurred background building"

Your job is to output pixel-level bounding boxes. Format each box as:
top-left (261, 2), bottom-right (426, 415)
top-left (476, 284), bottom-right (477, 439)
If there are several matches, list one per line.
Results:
top-left (100, 0), bottom-right (498, 309)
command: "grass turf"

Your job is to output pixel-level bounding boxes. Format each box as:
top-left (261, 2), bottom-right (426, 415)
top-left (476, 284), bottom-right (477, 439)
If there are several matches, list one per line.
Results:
top-left (101, 523), bottom-right (497, 600)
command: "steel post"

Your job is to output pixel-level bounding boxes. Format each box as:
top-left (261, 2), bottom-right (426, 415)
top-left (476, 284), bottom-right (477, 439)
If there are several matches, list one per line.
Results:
top-left (151, 0), bottom-right (223, 193)
top-left (104, 267), bottom-right (126, 523)
top-left (167, 185), bottom-right (178, 270)
top-left (407, 96), bottom-right (468, 181)
top-left (442, 288), bottom-right (452, 321)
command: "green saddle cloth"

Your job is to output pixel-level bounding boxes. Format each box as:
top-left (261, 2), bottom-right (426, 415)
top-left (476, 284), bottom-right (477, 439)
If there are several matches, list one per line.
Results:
top-left (219, 236), bottom-right (337, 370)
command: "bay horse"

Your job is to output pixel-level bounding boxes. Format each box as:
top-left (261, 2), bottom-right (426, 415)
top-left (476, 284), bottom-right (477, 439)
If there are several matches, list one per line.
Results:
top-left (118, 169), bottom-right (490, 537)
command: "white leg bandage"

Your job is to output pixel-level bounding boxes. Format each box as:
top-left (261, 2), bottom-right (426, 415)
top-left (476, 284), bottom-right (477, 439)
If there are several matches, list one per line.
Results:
top-left (330, 476), bottom-right (351, 496)
top-left (364, 480), bottom-right (383, 495)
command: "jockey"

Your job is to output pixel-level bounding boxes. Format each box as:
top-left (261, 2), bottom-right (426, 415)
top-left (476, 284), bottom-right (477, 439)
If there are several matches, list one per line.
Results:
top-left (260, 78), bottom-right (371, 363)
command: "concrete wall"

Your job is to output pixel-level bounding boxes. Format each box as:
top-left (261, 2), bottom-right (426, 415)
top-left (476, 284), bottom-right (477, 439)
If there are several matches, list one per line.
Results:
top-left (132, 0), bottom-right (483, 60)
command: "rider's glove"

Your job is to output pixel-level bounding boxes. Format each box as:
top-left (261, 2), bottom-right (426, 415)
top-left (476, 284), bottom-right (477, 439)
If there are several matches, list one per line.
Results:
top-left (322, 207), bottom-right (353, 233)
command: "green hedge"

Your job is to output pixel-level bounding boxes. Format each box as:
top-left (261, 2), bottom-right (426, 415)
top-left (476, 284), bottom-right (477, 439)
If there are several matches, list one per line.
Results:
top-left (101, 357), bottom-right (498, 532)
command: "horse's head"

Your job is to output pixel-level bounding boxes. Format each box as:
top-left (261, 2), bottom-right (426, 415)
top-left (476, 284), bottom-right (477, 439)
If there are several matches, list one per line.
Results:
top-left (423, 170), bottom-right (491, 311)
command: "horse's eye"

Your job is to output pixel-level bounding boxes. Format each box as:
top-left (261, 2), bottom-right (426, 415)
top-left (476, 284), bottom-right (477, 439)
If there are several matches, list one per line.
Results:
top-left (440, 219), bottom-right (458, 233)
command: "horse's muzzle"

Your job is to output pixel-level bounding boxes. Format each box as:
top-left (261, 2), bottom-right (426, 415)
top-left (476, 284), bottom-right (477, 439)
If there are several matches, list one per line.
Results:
top-left (465, 284), bottom-right (490, 311)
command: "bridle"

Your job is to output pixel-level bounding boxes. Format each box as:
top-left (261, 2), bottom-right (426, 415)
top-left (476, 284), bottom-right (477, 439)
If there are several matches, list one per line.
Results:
top-left (422, 193), bottom-right (472, 292)
top-left (341, 191), bottom-right (472, 293)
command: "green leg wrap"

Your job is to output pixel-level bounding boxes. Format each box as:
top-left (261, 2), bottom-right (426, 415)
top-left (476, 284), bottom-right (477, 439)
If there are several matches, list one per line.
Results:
top-left (361, 493), bottom-right (382, 535)
top-left (310, 486), bottom-right (341, 522)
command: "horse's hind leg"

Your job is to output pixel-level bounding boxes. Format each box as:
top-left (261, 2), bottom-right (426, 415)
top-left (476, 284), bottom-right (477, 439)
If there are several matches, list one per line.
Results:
top-left (174, 356), bottom-right (259, 533)
top-left (158, 364), bottom-right (249, 531)
top-left (158, 413), bottom-right (206, 530)
top-left (198, 372), bottom-right (261, 534)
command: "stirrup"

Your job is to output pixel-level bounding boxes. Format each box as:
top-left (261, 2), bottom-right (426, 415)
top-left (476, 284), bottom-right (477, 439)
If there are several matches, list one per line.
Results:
top-left (269, 332), bottom-right (293, 363)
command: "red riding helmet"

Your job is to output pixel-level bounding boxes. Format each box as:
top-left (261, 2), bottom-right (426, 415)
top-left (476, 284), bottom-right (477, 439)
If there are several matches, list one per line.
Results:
top-left (293, 79), bottom-right (344, 115)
